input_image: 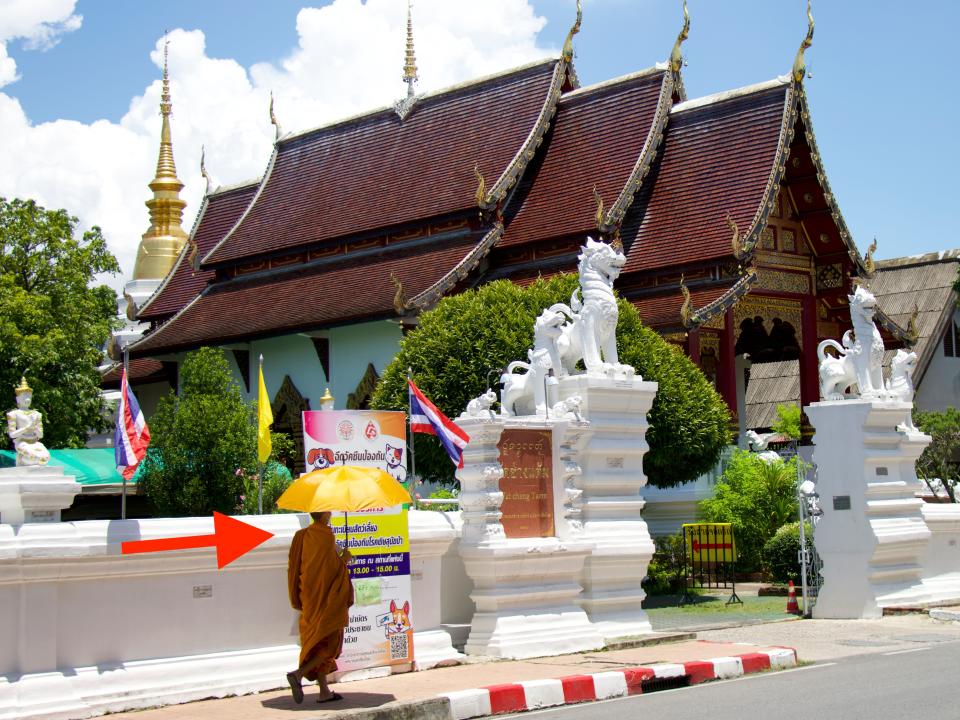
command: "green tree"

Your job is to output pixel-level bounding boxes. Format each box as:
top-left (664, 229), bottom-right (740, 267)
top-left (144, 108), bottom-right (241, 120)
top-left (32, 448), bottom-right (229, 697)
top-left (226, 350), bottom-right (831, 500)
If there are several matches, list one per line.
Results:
top-left (914, 408), bottom-right (960, 502)
top-left (372, 275), bottom-right (729, 488)
top-left (0, 197), bottom-right (120, 448)
top-left (770, 403), bottom-right (802, 441)
top-left (237, 431), bottom-right (297, 515)
top-left (699, 450), bottom-right (801, 573)
top-left (139, 347), bottom-right (258, 516)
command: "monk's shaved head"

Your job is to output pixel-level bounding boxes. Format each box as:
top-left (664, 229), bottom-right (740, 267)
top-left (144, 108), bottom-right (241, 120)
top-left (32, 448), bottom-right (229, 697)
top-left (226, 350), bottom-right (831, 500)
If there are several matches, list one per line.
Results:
top-left (310, 511), bottom-right (332, 524)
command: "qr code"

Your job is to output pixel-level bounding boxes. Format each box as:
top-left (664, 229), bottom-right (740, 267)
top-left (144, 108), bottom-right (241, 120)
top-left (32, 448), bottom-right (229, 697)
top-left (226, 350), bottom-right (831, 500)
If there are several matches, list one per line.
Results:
top-left (389, 632), bottom-right (409, 660)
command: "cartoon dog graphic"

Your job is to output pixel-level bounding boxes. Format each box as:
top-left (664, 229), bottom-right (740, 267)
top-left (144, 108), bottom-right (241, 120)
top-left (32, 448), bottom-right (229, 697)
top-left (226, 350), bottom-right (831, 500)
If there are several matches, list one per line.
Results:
top-left (307, 447), bottom-right (335, 470)
top-left (384, 443), bottom-right (406, 483)
top-left (385, 600), bottom-right (411, 636)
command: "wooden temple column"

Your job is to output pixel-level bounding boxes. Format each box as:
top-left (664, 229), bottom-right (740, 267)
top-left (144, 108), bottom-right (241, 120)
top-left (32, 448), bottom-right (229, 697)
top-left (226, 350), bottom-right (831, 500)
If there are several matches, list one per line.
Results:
top-left (799, 295), bottom-right (819, 443)
top-left (687, 328), bottom-right (701, 365)
top-left (718, 308), bottom-right (738, 435)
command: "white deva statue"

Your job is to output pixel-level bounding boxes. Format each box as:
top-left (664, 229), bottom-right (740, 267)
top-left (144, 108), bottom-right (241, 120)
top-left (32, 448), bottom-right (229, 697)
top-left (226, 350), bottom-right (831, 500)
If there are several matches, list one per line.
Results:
top-left (6, 377), bottom-right (51, 466)
top-left (817, 285), bottom-right (886, 400)
top-left (500, 238), bottom-right (635, 417)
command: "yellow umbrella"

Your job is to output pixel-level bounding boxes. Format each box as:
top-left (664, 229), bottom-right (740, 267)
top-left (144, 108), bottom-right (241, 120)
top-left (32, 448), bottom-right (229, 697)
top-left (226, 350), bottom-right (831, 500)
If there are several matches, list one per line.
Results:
top-left (277, 465), bottom-right (411, 512)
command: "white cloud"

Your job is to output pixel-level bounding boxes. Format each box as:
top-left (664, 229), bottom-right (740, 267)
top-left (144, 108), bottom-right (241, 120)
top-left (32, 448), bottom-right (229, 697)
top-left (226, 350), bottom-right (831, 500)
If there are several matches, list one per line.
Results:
top-left (0, 0), bottom-right (82, 85)
top-left (0, 0), bottom-right (557, 289)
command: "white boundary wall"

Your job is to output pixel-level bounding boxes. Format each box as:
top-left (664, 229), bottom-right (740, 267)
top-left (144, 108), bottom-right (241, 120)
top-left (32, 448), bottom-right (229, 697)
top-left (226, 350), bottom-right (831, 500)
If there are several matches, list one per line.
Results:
top-left (0, 510), bottom-right (463, 720)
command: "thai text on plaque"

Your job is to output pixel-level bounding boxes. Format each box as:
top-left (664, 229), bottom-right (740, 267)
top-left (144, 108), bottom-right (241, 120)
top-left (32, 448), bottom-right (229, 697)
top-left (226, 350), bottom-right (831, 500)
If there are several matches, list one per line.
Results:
top-left (497, 429), bottom-right (554, 538)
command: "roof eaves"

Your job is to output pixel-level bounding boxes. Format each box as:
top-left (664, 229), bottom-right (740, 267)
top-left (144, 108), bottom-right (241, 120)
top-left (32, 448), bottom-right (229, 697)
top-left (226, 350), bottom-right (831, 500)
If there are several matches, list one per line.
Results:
top-left (688, 269), bottom-right (759, 329)
top-left (482, 58), bottom-right (568, 208)
top-left (201, 144), bottom-right (281, 268)
top-left (128, 288), bottom-right (207, 359)
top-left (875, 249), bottom-right (960, 270)
top-left (670, 76), bottom-right (790, 115)
top-left (602, 70), bottom-right (675, 233)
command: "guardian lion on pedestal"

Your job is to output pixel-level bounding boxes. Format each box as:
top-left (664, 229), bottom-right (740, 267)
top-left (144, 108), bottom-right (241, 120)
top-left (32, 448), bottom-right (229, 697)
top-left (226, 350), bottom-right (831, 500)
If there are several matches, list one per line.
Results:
top-left (817, 285), bottom-right (885, 400)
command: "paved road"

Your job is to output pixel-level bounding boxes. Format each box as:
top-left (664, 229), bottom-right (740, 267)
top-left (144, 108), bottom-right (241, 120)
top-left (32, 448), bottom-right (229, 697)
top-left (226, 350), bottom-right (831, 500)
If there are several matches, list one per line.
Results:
top-left (496, 638), bottom-right (960, 720)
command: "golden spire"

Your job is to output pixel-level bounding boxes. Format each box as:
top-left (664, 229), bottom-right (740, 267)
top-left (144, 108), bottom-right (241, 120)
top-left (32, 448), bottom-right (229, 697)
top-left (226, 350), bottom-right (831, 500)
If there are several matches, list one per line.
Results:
top-left (133, 35), bottom-right (188, 281)
top-left (669, 0), bottom-right (690, 74)
top-left (562, 0), bottom-right (582, 63)
top-left (403, 0), bottom-right (419, 99)
top-left (792, 0), bottom-right (814, 84)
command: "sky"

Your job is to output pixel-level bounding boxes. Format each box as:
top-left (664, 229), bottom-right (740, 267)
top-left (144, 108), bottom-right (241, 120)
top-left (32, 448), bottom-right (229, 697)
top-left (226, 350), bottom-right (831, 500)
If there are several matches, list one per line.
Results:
top-left (0, 0), bottom-right (957, 290)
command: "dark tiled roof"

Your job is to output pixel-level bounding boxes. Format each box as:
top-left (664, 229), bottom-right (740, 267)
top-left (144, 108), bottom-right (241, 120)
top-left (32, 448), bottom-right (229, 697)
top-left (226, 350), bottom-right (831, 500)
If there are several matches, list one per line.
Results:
top-left (132, 237), bottom-right (478, 355)
top-left (500, 68), bottom-right (669, 248)
top-left (101, 359), bottom-right (167, 389)
top-left (632, 284), bottom-right (732, 328)
top-left (744, 360), bottom-right (800, 429)
top-left (138, 181), bottom-right (258, 322)
top-left (203, 60), bottom-right (561, 267)
top-left (621, 80), bottom-right (791, 273)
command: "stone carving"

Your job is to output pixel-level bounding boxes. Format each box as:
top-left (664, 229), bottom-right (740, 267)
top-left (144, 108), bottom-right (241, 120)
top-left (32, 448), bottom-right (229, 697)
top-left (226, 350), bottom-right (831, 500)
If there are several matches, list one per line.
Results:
top-left (887, 349), bottom-right (919, 432)
top-left (817, 286), bottom-right (885, 400)
top-left (465, 389), bottom-right (498, 418)
top-left (500, 238), bottom-right (635, 417)
top-left (6, 377), bottom-right (51, 467)
top-left (551, 395), bottom-right (582, 421)
top-left (745, 429), bottom-right (781, 464)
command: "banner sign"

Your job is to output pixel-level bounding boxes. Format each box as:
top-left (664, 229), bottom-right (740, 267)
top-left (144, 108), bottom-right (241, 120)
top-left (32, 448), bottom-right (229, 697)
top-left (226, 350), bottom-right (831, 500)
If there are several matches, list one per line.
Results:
top-left (302, 410), bottom-right (413, 671)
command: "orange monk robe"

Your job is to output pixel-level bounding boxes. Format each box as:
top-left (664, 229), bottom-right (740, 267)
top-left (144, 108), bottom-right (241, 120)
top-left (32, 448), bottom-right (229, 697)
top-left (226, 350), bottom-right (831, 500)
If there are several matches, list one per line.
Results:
top-left (288, 522), bottom-right (354, 679)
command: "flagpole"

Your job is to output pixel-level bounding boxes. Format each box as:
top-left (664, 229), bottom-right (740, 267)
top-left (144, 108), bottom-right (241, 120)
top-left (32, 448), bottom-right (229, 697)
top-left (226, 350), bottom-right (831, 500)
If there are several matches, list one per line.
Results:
top-left (121, 347), bottom-right (129, 521)
top-left (407, 367), bottom-right (416, 490)
top-left (258, 354), bottom-right (264, 515)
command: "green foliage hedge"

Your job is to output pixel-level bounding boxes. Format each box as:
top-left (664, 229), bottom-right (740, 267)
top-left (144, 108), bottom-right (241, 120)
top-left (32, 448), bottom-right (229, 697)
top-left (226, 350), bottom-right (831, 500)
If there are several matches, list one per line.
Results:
top-left (371, 275), bottom-right (729, 488)
top-left (699, 450), bottom-right (801, 573)
top-left (762, 521), bottom-right (813, 583)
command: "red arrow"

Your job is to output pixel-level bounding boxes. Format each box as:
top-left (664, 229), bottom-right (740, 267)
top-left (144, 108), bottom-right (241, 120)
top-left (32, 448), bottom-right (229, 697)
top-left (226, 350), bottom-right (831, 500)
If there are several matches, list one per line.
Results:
top-left (692, 540), bottom-right (733, 553)
top-left (121, 512), bottom-right (274, 569)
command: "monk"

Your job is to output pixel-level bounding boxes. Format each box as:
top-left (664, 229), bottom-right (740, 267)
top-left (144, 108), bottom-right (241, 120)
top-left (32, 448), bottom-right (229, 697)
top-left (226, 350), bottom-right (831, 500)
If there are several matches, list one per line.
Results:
top-left (287, 512), bottom-right (354, 704)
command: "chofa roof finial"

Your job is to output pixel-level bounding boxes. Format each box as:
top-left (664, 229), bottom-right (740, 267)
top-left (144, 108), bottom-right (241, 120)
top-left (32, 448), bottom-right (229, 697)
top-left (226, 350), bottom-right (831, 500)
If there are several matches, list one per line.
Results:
top-left (269, 91), bottom-right (281, 140)
top-left (562, 0), bottom-right (582, 63)
top-left (200, 145), bottom-right (212, 195)
top-left (679, 275), bottom-right (693, 327)
top-left (792, 0), bottom-right (815, 83)
top-left (669, 0), bottom-right (690, 74)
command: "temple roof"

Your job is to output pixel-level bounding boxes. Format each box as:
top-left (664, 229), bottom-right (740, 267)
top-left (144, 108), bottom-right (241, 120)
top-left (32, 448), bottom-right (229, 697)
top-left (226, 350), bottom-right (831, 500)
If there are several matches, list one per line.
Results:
top-left (499, 67), bottom-right (672, 248)
top-left (138, 180), bottom-right (259, 322)
top-left (132, 234), bottom-right (478, 355)
top-left (621, 78), bottom-right (793, 273)
top-left (202, 58), bottom-right (568, 268)
top-left (101, 358), bottom-right (169, 389)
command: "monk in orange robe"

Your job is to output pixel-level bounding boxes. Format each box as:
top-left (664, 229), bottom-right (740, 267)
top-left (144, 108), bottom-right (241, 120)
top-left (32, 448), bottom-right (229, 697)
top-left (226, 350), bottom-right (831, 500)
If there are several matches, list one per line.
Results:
top-left (287, 512), bottom-right (354, 703)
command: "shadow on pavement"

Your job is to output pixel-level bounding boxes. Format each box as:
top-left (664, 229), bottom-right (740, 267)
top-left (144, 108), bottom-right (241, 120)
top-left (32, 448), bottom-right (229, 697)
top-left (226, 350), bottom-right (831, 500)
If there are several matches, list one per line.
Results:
top-left (261, 692), bottom-right (397, 712)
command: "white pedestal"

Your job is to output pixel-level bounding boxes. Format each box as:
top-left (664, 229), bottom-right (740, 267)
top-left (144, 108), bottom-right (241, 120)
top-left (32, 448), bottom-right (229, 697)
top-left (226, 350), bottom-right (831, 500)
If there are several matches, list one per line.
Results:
top-left (806, 400), bottom-right (933, 618)
top-left (0, 465), bottom-right (81, 525)
top-left (918, 503), bottom-right (960, 604)
top-left (454, 414), bottom-right (602, 658)
top-left (557, 375), bottom-right (658, 641)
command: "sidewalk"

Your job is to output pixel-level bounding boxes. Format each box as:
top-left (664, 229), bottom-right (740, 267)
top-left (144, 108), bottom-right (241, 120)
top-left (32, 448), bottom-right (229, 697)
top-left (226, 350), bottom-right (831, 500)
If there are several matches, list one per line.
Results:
top-left (102, 638), bottom-right (796, 720)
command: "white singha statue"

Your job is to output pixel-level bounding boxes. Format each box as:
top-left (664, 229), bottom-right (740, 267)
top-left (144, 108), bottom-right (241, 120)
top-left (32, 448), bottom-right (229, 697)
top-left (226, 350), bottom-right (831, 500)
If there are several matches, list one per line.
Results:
top-left (6, 376), bottom-right (51, 466)
top-left (817, 285), bottom-right (886, 400)
top-left (500, 238), bottom-right (636, 417)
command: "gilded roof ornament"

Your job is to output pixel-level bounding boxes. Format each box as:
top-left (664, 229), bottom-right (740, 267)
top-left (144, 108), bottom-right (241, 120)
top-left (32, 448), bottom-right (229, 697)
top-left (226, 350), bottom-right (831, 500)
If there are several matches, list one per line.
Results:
top-left (728, 214), bottom-right (746, 258)
top-left (474, 163), bottom-right (487, 208)
top-left (792, 0), bottom-right (814, 84)
top-left (562, 0), bottom-right (582, 63)
top-left (133, 34), bottom-right (188, 281)
top-left (864, 237), bottom-right (877, 277)
top-left (593, 185), bottom-right (606, 229)
top-left (907, 303), bottom-right (920, 343)
top-left (14, 376), bottom-right (32, 396)
top-left (391, 272), bottom-right (408, 314)
top-left (403, 0), bottom-right (419, 100)
top-left (669, 0), bottom-right (690, 74)
top-left (679, 275), bottom-right (694, 327)
top-left (200, 145), bottom-right (212, 195)
top-left (269, 91), bottom-right (282, 140)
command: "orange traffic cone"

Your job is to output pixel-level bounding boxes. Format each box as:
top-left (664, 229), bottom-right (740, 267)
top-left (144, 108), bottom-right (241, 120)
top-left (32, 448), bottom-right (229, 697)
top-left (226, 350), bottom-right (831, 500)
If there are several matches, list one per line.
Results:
top-left (786, 580), bottom-right (800, 615)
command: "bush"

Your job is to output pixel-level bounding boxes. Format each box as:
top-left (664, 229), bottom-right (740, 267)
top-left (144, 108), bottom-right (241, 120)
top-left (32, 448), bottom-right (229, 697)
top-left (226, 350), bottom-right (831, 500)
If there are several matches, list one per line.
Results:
top-left (237, 432), bottom-right (297, 514)
top-left (914, 408), bottom-right (960, 502)
top-left (416, 487), bottom-right (459, 512)
top-left (762, 521), bottom-right (812, 583)
top-left (371, 275), bottom-right (729, 488)
top-left (643, 533), bottom-right (686, 595)
top-left (699, 450), bottom-right (801, 573)
top-left (140, 347), bottom-right (265, 517)
top-left (771, 403), bottom-right (801, 441)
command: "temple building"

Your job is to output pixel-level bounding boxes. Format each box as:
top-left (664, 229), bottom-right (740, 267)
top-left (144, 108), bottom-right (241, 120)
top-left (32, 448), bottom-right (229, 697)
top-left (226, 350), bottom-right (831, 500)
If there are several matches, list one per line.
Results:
top-left (123, 2), bottom-right (914, 449)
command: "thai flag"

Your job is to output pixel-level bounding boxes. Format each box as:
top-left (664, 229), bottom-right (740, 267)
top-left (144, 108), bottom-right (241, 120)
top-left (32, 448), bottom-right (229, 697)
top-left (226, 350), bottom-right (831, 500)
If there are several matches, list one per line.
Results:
top-left (408, 380), bottom-right (470, 468)
top-left (115, 369), bottom-right (151, 481)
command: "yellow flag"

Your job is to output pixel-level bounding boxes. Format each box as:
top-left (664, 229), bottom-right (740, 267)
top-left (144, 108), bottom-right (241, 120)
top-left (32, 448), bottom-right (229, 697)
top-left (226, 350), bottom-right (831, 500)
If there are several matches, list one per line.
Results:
top-left (257, 361), bottom-right (273, 463)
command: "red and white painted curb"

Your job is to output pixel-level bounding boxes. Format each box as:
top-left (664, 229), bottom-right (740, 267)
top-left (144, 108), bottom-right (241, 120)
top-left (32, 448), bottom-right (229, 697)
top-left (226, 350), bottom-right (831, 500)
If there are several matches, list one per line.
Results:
top-left (441, 646), bottom-right (798, 719)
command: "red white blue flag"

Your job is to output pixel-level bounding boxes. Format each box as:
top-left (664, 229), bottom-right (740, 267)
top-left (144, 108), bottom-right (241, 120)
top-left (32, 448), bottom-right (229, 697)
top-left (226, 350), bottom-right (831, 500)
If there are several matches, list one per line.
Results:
top-left (408, 380), bottom-right (470, 468)
top-left (115, 369), bottom-right (151, 481)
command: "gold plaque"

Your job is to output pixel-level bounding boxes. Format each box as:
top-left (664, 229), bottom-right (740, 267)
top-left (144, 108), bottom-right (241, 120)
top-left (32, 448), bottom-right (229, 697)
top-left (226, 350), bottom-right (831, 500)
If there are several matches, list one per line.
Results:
top-left (497, 429), bottom-right (555, 538)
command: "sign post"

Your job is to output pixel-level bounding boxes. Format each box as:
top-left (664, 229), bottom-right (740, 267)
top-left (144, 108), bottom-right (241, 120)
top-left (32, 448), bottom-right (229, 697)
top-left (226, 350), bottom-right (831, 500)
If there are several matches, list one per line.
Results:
top-left (680, 523), bottom-right (740, 606)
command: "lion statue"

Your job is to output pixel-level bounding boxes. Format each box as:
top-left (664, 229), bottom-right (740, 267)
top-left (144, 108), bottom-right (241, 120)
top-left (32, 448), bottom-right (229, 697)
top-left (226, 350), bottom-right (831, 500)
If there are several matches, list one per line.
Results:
top-left (500, 306), bottom-right (568, 417)
top-left (465, 388), bottom-right (498, 418)
top-left (552, 237), bottom-right (635, 378)
top-left (817, 285), bottom-right (886, 400)
top-left (887, 349), bottom-right (919, 431)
